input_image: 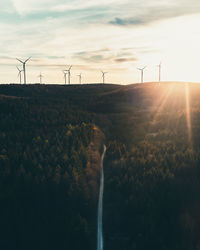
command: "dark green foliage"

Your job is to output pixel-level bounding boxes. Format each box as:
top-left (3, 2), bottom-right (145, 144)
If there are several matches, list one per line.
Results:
top-left (0, 92), bottom-right (96, 250)
top-left (1, 82), bottom-right (200, 250)
top-left (102, 83), bottom-right (200, 250)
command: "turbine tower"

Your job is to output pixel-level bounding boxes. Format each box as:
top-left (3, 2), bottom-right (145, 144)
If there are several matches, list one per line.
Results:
top-left (63, 71), bottom-right (67, 84)
top-left (137, 66), bottom-right (146, 83)
top-left (16, 66), bottom-right (23, 84)
top-left (101, 71), bottom-right (108, 84)
top-left (157, 62), bottom-right (162, 82)
top-left (77, 73), bottom-right (82, 84)
top-left (66, 65), bottom-right (72, 84)
top-left (16, 57), bottom-right (31, 84)
top-left (38, 72), bottom-right (43, 84)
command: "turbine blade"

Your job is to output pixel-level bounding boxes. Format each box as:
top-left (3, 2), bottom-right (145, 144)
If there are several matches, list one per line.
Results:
top-left (25, 57), bottom-right (31, 63)
top-left (16, 58), bottom-right (23, 63)
top-left (67, 65), bottom-right (72, 71)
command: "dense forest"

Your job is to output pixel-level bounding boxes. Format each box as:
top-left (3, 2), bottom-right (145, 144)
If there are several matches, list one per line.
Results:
top-left (0, 88), bottom-right (97, 250)
top-left (103, 83), bottom-right (200, 250)
top-left (1, 82), bottom-right (200, 250)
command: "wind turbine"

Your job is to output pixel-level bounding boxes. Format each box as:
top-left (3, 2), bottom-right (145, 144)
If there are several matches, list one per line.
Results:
top-left (101, 71), bottom-right (108, 84)
top-left (63, 70), bottom-right (67, 84)
top-left (16, 57), bottom-right (31, 84)
top-left (157, 62), bottom-right (162, 82)
top-left (137, 66), bottom-right (146, 83)
top-left (66, 65), bottom-right (72, 84)
top-left (77, 73), bottom-right (82, 84)
top-left (16, 66), bottom-right (23, 84)
top-left (38, 72), bottom-right (43, 84)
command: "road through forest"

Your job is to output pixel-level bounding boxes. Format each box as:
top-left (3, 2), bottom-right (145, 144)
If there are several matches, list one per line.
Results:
top-left (97, 145), bottom-right (106, 250)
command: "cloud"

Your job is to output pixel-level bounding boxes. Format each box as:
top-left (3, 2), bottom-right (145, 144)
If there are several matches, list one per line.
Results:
top-left (73, 49), bottom-right (114, 63)
top-left (10, 0), bottom-right (121, 15)
top-left (11, 0), bottom-right (64, 14)
top-left (0, 55), bottom-right (14, 60)
top-left (73, 49), bottom-right (138, 65)
top-left (0, 0), bottom-right (15, 12)
top-left (7, 0), bottom-right (200, 29)
top-left (109, 1), bottom-right (200, 27)
top-left (47, 56), bottom-right (66, 59)
top-left (110, 17), bottom-right (144, 26)
top-left (115, 57), bottom-right (138, 63)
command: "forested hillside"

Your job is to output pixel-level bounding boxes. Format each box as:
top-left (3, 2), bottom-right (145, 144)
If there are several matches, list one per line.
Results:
top-left (1, 82), bottom-right (200, 250)
top-left (0, 90), bottom-right (98, 250)
top-left (103, 83), bottom-right (200, 250)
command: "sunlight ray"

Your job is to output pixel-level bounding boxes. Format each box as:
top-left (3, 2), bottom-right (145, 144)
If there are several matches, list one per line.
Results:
top-left (147, 84), bottom-right (175, 136)
top-left (185, 83), bottom-right (192, 146)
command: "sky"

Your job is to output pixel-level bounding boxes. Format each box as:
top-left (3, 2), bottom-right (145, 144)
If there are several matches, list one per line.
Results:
top-left (1, 0), bottom-right (200, 84)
